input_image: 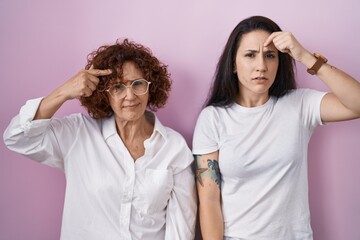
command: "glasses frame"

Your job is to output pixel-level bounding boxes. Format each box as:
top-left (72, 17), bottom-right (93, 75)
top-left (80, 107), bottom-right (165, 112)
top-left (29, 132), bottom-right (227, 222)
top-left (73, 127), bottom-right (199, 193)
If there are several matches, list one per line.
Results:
top-left (106, 79), bottom-right (151, 99)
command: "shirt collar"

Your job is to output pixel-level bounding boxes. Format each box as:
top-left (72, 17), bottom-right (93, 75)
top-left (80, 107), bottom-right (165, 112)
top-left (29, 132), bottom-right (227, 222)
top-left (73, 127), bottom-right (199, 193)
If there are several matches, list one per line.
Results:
top-left (101, 111), bottom-right (168, 141)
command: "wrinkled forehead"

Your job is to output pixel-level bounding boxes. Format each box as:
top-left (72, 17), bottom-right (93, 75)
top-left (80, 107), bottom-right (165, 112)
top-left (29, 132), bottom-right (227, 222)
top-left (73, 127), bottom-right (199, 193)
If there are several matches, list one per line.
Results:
top-left (110, 62), bottom-right (144, 83)
top-left (237, 30), bottom-right (276, 52)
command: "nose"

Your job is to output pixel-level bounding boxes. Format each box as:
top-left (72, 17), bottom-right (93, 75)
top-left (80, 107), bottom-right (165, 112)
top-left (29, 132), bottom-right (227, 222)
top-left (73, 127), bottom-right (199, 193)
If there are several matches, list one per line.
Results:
top-left (256, 55), bottom-right (267, 72)
top-left (124, 86), bottom-right (136, 100)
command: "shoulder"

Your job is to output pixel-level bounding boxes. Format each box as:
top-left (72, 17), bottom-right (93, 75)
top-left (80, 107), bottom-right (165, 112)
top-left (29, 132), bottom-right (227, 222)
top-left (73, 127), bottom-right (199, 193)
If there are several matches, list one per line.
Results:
top-left (159, 125), bottom-right (194, 171)
top-left (285, 88), bottom-right (325, 97)
top-left (280, 88), bottom-right (326, 103)
top-left (56, 112), bottom-right (97, 123)
top-left (196, 105), bottom-right (225, 124)
top-left (163, 126), bottom-right (189, 147)
top-left (200, 105), bottom-right (223, 116)
top-left (50, 113), bottom-right (100, 129)
top-left (152, 112), bottom-right (189, 147)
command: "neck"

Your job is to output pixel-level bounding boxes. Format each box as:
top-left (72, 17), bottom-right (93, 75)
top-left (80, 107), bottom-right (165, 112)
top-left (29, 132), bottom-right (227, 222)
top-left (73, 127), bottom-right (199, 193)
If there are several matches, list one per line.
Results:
top-left (237, 93), bottom-right (270, 107)
top-left (115, 115), bottom-right (153, 143)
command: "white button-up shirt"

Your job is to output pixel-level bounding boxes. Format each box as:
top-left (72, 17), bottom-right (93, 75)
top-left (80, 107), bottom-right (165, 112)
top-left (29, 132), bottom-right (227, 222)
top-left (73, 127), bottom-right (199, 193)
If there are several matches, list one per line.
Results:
top-left (3, 98), bottom-right (197, 240)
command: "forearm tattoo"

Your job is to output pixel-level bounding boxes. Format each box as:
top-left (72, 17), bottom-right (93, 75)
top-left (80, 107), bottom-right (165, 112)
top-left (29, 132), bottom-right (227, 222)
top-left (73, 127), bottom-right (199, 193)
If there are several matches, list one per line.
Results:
top-left (194, 155), bottom-right (221, 188)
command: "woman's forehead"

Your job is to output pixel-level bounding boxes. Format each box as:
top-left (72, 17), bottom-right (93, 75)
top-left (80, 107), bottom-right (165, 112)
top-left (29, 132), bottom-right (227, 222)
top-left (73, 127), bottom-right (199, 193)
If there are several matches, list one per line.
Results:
top-left (110, 63), bottom-right (144, 82)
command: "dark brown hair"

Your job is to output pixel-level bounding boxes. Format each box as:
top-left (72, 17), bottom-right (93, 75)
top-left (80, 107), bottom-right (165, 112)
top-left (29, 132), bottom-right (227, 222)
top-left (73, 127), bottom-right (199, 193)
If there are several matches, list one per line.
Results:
top-left (206, 15), bottom-right (296, 107)
top-left (80, 39), bottom-right (171, 119)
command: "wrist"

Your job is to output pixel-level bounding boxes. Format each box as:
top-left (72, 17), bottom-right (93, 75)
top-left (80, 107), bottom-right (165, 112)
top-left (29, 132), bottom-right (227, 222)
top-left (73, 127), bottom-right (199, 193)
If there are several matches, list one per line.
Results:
top-left (300, 51), bottom-right (317, 69)
top-left (306, 53), bottom-right (328, 75)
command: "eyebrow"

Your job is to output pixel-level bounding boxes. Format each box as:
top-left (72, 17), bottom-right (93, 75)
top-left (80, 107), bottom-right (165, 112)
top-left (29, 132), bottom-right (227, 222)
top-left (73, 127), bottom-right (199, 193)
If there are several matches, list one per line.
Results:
top-left (115, 78), bottom-right (144, 83)
top-left (245, 49), bottom-right (277, 53)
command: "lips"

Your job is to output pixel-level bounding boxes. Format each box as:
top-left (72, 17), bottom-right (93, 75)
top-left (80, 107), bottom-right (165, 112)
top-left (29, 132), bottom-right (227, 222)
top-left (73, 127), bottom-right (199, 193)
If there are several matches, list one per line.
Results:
top-left (122, 103), bottom-right (140, 108)
top-left (253, 76), bottom-right (268, 80)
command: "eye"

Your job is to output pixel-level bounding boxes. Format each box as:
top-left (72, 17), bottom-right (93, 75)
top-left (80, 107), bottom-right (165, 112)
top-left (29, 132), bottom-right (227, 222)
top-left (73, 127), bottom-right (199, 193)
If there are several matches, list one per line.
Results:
top-left (113, 83), bottom-right (126, 90)
top-left (132, 80), bottom-right (146, 86)
top-left (245, 53), bottom-right (255, 58)
top-left (265, 52), bottom-right (277, 59)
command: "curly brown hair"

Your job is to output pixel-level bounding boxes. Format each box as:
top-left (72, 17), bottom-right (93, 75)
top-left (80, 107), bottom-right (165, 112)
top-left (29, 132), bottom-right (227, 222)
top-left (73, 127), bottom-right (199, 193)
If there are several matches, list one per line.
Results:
top-left (79, 39), bottom-right (172, 119)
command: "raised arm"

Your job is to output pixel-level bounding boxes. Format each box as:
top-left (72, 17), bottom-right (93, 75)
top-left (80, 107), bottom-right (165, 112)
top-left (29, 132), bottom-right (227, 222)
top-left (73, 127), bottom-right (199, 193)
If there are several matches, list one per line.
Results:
top-left (195, 151), bottom-right (223, 240)
top-left (34, 67), bottom-right (112, 120)
top-left (265, 31), bottom-right (360, 122)
top-left (3, 67), bottom-right (112, 168)
top-left (299, 52), bottom-right (360, 122)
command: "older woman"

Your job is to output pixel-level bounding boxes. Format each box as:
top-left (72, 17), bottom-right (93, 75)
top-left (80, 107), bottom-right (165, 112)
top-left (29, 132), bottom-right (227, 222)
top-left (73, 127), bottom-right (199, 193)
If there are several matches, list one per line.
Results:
top-left (4, 39), bottom-right (196, 240)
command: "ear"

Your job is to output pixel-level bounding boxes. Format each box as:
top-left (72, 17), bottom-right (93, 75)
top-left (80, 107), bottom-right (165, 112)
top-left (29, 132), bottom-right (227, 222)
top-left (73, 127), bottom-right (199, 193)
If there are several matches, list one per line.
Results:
top-left (233, 62), bottom-right (237, 73)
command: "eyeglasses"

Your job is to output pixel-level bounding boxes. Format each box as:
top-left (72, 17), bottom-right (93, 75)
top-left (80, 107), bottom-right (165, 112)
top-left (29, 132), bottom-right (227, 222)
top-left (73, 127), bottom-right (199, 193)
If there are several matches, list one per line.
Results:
top-left (106, 79), bottom-right (151, 98)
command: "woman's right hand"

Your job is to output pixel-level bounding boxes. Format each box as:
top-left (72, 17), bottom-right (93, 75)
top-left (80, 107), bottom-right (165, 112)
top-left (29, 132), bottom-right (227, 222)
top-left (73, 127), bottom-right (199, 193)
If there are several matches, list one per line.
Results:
top-left (60, 67), bottom-right (112, 100)
top-left (33, 67), bottom-right (112, 120)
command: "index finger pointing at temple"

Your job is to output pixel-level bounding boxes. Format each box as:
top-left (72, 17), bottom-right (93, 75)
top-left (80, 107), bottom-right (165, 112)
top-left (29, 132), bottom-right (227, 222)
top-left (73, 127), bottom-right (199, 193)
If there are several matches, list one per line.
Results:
top-left (87, 68), bottom-right (113, 77)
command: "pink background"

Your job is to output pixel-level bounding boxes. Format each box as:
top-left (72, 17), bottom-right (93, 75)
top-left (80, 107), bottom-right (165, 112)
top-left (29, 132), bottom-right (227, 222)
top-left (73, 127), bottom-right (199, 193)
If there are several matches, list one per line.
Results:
top-left (1, 0), bottom-right (359, 239)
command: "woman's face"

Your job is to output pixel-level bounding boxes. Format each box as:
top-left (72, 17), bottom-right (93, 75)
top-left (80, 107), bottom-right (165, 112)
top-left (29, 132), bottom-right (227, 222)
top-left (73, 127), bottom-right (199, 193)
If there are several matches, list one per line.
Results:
top-left (108, 62), bottom-right (149, 123)
top-left (234, 30), bottom-right (279, 100)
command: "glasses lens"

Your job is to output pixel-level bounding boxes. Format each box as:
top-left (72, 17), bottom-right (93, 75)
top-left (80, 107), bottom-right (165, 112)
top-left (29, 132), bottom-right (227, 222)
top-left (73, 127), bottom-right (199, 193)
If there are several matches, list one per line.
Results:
top-left (132, 79), bottom-right (149, 95)
top-left (109, 83), bottom-right (126, 98)
top-left (107, 79), bottom-right (150, 98)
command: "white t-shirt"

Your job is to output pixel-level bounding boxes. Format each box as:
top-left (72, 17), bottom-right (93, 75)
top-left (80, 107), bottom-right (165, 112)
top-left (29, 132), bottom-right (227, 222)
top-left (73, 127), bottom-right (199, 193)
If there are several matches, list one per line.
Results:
top-left (4, 97), bottom-right (197, 240)
top-left (193, 89), bottom-right (326, 240)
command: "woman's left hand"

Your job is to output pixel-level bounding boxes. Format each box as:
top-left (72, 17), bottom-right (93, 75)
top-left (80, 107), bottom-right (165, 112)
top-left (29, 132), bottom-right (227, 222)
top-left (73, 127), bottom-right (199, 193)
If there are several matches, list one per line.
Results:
top-left (264, 31), bottom-right (309, 62)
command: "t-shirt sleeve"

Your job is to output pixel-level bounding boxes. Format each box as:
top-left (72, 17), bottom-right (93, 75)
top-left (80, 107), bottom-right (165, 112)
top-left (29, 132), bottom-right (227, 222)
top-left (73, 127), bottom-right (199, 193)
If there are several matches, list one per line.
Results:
top-left (192, 106), bottom-right (221, 155)
top-left (289, 88), bottom-right (327, 131)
